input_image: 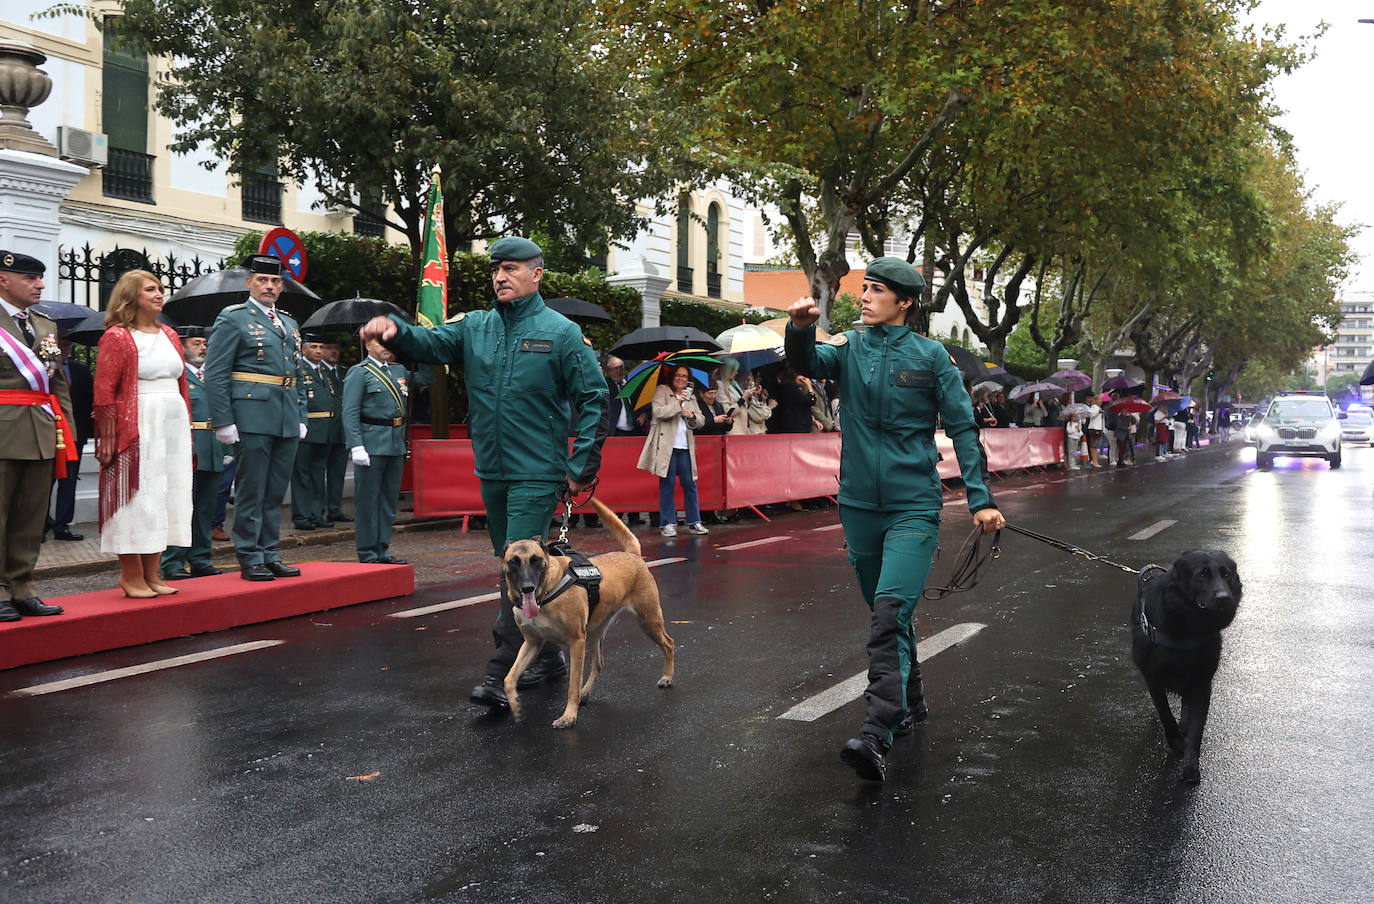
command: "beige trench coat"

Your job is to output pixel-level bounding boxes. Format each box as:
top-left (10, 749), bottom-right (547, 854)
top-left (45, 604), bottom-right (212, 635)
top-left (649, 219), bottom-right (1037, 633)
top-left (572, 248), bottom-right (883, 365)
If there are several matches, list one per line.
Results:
top-left (637, 383), bottom-right (704, 478)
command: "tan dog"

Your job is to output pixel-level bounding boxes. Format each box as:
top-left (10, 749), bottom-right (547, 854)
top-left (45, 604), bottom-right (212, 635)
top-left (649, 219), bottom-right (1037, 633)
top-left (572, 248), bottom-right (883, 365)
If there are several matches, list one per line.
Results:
top-left (502, 498), bottom-right (674, 728)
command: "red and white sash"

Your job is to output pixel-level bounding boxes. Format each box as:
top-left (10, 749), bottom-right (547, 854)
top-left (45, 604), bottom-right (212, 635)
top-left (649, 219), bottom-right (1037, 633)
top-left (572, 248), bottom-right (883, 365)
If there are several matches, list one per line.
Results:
top-left (0, 319), bottom-right (52, 414)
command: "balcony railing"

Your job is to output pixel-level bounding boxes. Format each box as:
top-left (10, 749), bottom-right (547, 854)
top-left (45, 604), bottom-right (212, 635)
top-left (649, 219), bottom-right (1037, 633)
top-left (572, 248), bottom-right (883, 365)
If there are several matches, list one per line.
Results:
top-left (706, 266), bottom-right (721, 299)
top-left (102, 147), bottom-right (154, 203)
top-left (242, 175), bottom-right (284, 224)
top-left (677, 265), bottom-right (694, 294)
top-left (354, 202), bottom-right (388, 238)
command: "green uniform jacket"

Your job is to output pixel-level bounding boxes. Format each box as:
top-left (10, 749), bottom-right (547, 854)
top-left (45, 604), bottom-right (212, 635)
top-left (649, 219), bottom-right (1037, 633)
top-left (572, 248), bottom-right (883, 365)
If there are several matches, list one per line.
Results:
top-left (204, 301), bottom-right (308, 438)
top-left (300, 361), bottom-right (343, 444)
top-left (342, 358), bottom-right (409, 457)
top-left (185, 365), bottom-right (227, 473)
top-left (383, 291), bottom-right (609, 483)
top-left (785, 322), bottom-right (994, 514)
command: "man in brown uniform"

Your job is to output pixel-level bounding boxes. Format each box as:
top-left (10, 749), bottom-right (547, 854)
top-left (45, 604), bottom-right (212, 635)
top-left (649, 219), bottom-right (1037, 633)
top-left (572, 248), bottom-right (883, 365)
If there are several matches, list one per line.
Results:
top-left (0, 251), bottom-right (75, 621)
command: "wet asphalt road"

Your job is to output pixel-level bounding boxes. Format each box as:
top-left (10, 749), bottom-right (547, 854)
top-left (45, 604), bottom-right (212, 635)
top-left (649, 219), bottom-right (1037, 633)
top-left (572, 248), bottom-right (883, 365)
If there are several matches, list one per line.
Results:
top-left (2, 442), bottom-right (1371, 903)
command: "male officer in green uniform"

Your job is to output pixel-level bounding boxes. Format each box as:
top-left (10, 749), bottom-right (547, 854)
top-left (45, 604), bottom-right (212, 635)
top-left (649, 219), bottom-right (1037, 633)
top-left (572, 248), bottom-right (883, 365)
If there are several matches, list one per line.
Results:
top-left (204, 254), bottom-right (309, 581)
top-left (359, 236), bottom-right (609, 710)
top-left (161, 326), bottom-right (226, 580)
top-left (785, 257), bottom-right (1005, 783)
top-left (319, 338), bottom-right (352, 524)
top-left (291, 331), bottom-right (339, 530)
top-left (341, 334), bottom-right (413, 564)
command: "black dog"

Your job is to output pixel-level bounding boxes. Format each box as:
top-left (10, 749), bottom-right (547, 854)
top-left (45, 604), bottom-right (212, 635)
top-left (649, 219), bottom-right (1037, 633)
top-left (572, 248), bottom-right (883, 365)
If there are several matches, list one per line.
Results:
top-left (1131, 550), bottom-right (1241, 784)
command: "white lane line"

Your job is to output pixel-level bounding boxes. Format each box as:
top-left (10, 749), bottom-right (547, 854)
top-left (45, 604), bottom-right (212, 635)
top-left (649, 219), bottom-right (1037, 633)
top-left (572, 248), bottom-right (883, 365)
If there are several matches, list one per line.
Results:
top-left (779, 623), bottom-right (986, 723)
top-left (390, 592), bottom-right (499, 618)
top-left (719, 536), bottom-right (788, 551)
top-left (11, 640), bottom-right (285, 697)
top-left (811, 524), bottom-right (845, 532)
top-left (1129, 519), bottom-right (1177, 541)
top-left (391, 558), bottom-right (686, 619)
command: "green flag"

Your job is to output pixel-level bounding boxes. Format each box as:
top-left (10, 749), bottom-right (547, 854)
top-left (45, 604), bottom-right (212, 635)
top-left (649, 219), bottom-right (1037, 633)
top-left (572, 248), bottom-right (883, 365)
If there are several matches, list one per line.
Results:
top-left (416, 166), bottom-right (447, 329)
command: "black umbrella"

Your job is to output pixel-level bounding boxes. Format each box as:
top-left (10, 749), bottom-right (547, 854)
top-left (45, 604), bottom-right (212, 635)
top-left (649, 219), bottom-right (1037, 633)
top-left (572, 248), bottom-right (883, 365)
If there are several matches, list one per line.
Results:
top-left (546, 297), bottom-right (611, 325)
top-left (1361, 359), bottom-right (1374, 385)
top-left (164, 267), bottom-right (321, 326)
top-left (941, 342), bottom-right (986, 381)
top-left (33, 301), bottom-right (100, 334)
top-left (301, 297), bottom-right (412, 334)
top-left (610, 325), bottom-right (722, 361)
top-left (59, 308), bottom-right (108, 347)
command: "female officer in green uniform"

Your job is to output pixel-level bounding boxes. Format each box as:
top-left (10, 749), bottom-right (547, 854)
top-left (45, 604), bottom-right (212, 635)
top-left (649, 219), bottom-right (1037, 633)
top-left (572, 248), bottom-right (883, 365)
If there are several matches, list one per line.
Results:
top-left (785, 257), bottom-right (1004, 783)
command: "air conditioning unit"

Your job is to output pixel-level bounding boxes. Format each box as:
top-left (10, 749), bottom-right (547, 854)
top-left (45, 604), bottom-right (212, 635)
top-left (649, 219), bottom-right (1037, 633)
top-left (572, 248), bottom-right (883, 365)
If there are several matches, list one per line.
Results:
top-left (324, 189), bottom-right (361, 218)
top-left (56, 126), bottom-right (108, 167)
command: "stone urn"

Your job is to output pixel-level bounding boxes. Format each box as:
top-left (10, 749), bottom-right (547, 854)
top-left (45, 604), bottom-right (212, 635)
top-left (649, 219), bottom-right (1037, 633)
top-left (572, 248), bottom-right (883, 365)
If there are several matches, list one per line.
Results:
top-left (0, 40), bottom-right (58, 156)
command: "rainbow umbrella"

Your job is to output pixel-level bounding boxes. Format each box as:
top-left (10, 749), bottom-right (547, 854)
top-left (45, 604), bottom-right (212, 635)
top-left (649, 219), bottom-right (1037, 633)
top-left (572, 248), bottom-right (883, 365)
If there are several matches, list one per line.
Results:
top-left (617, 348), bottom-right (721, 410)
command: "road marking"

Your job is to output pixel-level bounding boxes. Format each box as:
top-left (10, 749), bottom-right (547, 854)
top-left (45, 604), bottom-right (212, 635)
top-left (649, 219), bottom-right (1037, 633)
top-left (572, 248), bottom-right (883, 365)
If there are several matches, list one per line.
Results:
top-left (390, 592), bottom-right (500, 618)
top-left (11, 640), bottom-right (285, 697)
top-left (645, 556), bottom-right (686, 567)
top-left (1129, 519), bottom-right (1177, 541)
top-left (811, 524), bottom-right (845, 532)
top-left (719, 536), bottom-right (788, 551)
top-left (779, 622), bottom-right (986, 723)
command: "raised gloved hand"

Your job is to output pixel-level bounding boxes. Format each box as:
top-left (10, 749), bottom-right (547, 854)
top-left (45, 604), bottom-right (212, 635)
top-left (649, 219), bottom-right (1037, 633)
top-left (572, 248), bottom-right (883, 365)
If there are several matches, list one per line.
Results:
top-left (351, 445), bottom-right (371, 468)
top-left (299, 423), bottom-right (308, 440)
top-left (214, 424), bottom-right (239, 446)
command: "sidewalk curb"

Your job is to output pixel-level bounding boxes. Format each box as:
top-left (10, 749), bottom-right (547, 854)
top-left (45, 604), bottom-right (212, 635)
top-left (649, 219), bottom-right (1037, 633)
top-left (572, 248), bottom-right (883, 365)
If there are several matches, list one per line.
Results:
top-left (35, 515), bottom-right (469, 581)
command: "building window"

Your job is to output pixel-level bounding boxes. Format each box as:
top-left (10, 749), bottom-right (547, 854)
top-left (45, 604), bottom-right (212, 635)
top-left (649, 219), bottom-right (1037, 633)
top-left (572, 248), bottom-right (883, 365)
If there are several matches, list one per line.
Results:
top-left (101, 21), bottom-right (153, 203)
top-left (676, 194), bottom-right (693, 294)
top-left (242, 163), bottom-right (283, 224)
top-left (354, 195), bottom-right (388, 238)
top-left (706, 202), bottom-right (722, 298)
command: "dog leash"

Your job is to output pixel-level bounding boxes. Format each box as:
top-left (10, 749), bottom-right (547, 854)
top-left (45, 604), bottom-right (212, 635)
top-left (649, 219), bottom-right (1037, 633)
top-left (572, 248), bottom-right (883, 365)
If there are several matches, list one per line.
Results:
top-left (553, 477), bottom-right (600, 546)
top-left (923, 521), bottom-right (1162, 600)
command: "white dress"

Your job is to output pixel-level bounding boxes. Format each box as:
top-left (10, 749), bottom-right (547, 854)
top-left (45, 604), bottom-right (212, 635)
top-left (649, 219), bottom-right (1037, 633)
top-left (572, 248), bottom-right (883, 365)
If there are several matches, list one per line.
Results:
top-left (100, 330), bottom-right (193, 554)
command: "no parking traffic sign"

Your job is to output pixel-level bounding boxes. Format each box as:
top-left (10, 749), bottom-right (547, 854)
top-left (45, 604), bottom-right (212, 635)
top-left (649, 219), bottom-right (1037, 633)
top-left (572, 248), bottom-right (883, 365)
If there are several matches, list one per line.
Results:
top-left (259, 227), bottom-right (308, 282)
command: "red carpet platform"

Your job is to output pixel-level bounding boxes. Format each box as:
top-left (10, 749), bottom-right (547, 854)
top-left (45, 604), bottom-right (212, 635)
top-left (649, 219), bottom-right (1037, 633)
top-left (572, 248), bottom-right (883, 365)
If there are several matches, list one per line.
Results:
top-left (0, 561), bottom-right (414, 671)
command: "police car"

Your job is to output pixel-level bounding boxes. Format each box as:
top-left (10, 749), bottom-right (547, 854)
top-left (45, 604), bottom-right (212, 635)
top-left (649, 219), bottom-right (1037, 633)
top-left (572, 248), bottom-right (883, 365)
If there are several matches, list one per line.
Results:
top-left (1252, 391), bottom-right (1344, 469)
top-left (1340, 406), bottom-right (1373, 445)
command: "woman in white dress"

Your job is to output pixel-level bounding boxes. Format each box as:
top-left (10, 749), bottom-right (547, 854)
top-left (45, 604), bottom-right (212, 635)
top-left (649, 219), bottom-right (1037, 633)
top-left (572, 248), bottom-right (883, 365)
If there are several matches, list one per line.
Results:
top-left (93, 270), bottom-right (193, 598)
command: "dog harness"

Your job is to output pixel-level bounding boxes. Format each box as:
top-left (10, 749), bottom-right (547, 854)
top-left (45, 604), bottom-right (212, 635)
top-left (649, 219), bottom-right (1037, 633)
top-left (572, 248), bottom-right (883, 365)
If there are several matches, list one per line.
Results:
top-left (1136, 565), bottom-right (1218, 650)
top-left (541, 540), bottom-right (602, 611)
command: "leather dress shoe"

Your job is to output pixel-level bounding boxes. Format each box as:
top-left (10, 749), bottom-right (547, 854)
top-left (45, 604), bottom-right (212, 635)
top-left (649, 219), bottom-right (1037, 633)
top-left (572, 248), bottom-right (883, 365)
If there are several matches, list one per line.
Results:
top-left (315, 519), bottom-right (334, 528)
top-left (12, 597), bottom-right (63, 617)
top-left (163, 570), bottom-right (193, 581)
top-left (376, 556), bottom-right (408, 565)
top-left (265, 561), bottom-right (301, 577)
top-left (470, 676), bottom-right (509, 710)
top-left (293, 521), bottom-right (317, 531)
top-left (893, 699), bottom-right (929, 737)
top-left (0, 601), bottom-right (20, 622)
top-left (240, 564), bottom-right (275, 582)
top-left (212, 527), bottom-right (231, 541)
top-left (841, 736), bottom-right (888, 782)
top-left (517, 653), bottom-right (569, 689)
top-left (189, 565), bottom-right (224, 577)
top-left (330, 514), bottom-right (354, 523)
top-left (53, 529), bottom-right (84, 541)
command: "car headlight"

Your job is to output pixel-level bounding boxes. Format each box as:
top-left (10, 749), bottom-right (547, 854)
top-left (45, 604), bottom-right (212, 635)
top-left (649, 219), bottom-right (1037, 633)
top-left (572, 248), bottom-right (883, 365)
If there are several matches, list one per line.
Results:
top-left (1256, 424), bottom-right (1279, 442)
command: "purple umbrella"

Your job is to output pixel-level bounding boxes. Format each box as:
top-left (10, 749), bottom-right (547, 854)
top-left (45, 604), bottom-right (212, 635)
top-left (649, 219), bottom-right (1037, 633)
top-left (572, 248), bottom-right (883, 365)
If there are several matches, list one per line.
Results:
top-left (1009, 381), bottom-right (1064, 402)
top-left (1049, 369), bottom-right (1092, 392)
top-left (1100, 374), bottom-right (1143, 392)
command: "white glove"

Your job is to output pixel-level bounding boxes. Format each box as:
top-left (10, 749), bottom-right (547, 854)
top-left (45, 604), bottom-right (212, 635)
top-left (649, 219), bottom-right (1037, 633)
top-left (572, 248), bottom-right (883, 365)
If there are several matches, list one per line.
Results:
top-left (222, 454), bottom-right (234, 466)
top-left (215, 424), bottom-right (240, 445)
top-left (351, 445), bottom-right (371, 467)
top-left (299, 423), bottom-right (308, 440)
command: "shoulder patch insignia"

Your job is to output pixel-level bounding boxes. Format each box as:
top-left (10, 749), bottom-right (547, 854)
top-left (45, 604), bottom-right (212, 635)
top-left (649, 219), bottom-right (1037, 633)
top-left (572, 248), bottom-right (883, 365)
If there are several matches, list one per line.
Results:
top-left (825, 333), bottom-right (849, 346)
top-left (949, 354), bottom-right (958, 366)
top-left (445, 311), bottom-right (466, 324)
top-left (583, 336), bottom-right (593, 346)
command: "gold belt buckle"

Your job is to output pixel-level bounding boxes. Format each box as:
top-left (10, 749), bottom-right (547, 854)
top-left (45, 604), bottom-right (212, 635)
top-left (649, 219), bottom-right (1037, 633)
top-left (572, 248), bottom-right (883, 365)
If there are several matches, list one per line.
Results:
top-left (392, 416), bottom-right (403, 427)
top-left (282, 376), bottom-right (295, 389)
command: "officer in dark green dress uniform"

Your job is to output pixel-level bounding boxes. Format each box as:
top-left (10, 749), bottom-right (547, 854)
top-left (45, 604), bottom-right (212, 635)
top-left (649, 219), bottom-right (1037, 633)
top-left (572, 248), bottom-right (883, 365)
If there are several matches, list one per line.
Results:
top-left (785, 257), bottom-right (1005, 783)
top-left (319, 338), bottom-right (352, 524)
top-left (359, 236), bottom-right (609, 711)
top-left (204, 254), bottom-right (308, 581)
top-left (162, 326), bottom-right (227, 580)
top-left (341, 335), bottom-right (412, 564)
top-left (291, 331), bottom-right (339, 530)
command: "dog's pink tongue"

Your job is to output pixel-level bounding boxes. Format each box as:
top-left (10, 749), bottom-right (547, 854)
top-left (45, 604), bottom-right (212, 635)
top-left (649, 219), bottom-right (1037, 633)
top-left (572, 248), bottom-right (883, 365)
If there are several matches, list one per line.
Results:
top-left (521, 591), bottom-right (539, 619)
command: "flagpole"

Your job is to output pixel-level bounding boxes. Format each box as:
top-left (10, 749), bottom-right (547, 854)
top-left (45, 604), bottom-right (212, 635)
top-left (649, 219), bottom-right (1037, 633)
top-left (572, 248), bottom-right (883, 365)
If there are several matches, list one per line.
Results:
top-left (419, 164), bottom-right (450, 440)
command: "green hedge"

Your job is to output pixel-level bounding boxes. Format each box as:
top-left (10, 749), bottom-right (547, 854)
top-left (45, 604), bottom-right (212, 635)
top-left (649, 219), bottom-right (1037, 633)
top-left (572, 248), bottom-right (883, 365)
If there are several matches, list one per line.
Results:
top-left (659, 298), bottom-right (770, 338)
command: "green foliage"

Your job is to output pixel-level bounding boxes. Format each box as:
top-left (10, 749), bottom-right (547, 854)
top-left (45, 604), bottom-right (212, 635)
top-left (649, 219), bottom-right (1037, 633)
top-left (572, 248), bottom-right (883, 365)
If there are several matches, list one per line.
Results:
top-left (233, 231), bottom-right (415, 310)
top-left (828, 293), bottom-right (860, 334)
top-left (659, 299), bottom-right (769, 341)
top-left (1004, 306), bottom-right (1078, 381)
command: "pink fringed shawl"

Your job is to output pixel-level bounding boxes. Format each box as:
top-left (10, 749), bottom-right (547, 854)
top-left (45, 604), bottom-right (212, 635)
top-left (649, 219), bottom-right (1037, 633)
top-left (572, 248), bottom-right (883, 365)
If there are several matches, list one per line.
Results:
top-left (93, 325), bottom-right (190, 528)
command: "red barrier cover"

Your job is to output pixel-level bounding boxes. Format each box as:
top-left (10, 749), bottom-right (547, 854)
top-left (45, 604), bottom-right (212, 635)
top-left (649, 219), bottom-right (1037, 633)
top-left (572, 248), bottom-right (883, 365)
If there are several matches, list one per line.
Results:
top-left (411, 428), bottom-right (1069, 517)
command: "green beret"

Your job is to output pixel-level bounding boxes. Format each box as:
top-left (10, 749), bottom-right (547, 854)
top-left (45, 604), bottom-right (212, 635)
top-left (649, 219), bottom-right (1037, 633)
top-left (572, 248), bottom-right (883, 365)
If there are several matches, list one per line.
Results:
top-left (489, 236), bottom-right (543, 262)
top-left (864, 257), bottom-right (924, 299)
